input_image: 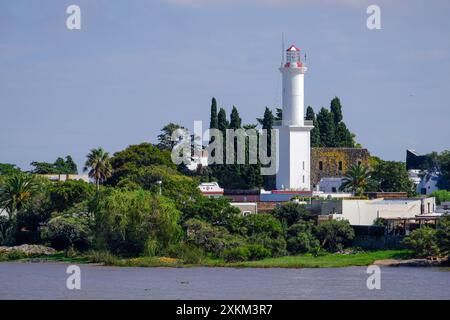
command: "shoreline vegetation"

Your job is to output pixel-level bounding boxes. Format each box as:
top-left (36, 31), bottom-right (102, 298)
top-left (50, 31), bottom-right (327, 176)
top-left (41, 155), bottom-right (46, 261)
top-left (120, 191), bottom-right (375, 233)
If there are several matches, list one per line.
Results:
top-left (2, 249), bottom-right (438, 269)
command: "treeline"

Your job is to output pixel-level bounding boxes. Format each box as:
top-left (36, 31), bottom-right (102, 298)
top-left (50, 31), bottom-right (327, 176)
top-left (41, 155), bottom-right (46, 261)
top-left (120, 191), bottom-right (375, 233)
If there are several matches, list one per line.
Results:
top-left (189, 96), bottom-right (357, 190)
top-left (0, 143), bottom-right (357, 263)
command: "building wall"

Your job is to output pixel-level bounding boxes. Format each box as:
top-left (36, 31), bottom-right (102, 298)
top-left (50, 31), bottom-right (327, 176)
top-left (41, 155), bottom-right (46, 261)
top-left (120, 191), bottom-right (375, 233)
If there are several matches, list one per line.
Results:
top-left (311, 148), bottom-right (370, 189)
top-left (323, 198), bottom-right (422, 226)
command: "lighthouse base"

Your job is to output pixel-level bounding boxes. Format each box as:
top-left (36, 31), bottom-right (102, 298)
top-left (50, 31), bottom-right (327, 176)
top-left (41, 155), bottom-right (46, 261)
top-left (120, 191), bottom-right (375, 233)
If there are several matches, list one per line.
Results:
top-left (275, 124), bottom-right (313, 191)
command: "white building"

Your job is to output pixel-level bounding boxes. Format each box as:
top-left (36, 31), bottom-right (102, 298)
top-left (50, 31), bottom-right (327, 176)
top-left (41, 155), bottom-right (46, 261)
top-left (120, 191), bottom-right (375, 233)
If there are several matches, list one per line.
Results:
top-left (318, 177), bottom-right (345, 193)
top-left (198, 182), bottom-right (224, 198)
top-left (319, 197), bottom-right (436, 226)
top-left (275, 44), bottom-right (313, 190)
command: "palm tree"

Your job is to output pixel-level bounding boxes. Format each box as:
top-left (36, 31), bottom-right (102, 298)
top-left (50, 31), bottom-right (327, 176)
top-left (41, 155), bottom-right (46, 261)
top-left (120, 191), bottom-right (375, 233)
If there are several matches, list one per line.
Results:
top-left (83, 147), bottom-right (112, 191)
top-left (0, 173), bottom-right (38, 221)
top-left (339, 163), bottom-right (372, 196)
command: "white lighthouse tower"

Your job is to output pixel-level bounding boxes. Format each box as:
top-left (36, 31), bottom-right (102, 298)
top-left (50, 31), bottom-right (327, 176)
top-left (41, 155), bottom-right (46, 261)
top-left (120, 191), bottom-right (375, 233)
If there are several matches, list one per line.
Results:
top-left (275, 44), bottom-right (313, 190)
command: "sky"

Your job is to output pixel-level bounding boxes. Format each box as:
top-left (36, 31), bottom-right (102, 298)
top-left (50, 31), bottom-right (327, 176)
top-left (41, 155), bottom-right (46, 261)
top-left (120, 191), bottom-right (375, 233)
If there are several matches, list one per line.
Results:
top-left (0, 0), bottom-right (449, 171)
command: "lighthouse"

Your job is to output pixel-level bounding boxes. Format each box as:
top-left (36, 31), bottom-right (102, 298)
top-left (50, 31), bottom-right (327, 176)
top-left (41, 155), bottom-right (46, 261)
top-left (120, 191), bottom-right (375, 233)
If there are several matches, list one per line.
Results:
top-left (275, 44), bottom-right (313, 190)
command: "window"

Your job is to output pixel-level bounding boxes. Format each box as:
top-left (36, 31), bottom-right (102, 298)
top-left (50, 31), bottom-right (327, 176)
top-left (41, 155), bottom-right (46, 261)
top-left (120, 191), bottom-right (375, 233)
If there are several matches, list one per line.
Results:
top-left (303, 175), bottom-right (305, 183)
top-left (332, 187), bottom-right (337, 193)
top-left (302, 161), bottom-right (305, 170)
top-left (319, 161), bottom-right (323, 171)
top-left (338, 161), bottom-right (343, 171)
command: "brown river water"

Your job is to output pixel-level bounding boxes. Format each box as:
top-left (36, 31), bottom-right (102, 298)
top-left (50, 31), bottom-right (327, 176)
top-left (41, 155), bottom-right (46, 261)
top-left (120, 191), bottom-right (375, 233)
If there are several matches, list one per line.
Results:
top-left (0, 262), bottom-right (449, 299)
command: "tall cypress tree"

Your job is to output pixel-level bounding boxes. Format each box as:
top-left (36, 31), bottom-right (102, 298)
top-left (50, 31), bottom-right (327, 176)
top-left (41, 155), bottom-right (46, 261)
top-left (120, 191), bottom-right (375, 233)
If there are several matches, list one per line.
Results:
top-left (330, 96), bottom-right (343, 124)
top-left (229, 106), bottom-right (242, 129)
top-left (218, 108), bottom-right (229, 133)
top-left (209, 97), bottom-right (218, 129)
top-left (306, 106), bottom-right (321, 147)
top-left (261, 107), bottom-right (275, 190)
top-left (317, 107), bottom-right (335, 147)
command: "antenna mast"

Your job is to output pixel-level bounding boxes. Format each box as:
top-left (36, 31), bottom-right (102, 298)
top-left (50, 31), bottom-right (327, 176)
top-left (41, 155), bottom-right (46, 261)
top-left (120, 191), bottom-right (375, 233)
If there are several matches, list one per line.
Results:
top-left (281, 32), bottom-right (285, 66)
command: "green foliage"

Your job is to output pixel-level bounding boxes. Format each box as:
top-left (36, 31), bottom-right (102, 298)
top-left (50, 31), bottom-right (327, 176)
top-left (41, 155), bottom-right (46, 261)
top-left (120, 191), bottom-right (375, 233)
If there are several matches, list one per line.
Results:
top-left (92, 189), bottom-right (181, 257)
top-left (222, 246), bottom-right (250, 262)
top-left (184, 218), bottom-right (245, 257)
top-left (339, 163), bottom-right (372, 196)
top-left (437, 215), bottom-right (450, 257)
top-left (116, 165), bottom-right (201, 210)
top-left (306, 106), bottom-right (320, 147)
top-left (181, 196), bottom-right (241, 228)
top-left (229, 106), bottom-right (242, 129)
top-left (402, 227), bottom-right (440, 258)
top-left (30, 155), bottom-right (78, 174)
top-left (223, 244), bottom-right (271, 262)
top-left (0, 173), bottom-right (39, 220)
top-left (84, 147), bottom-right (112, 191)
top-left (217, 108), bottom-right (229, 133)
top-left (157, 123), bottom-right (185, 151)
top-left (108, 143), bottom-right (175, 186)
top-left (84, 250), bottom-right (121, 265)
top-left (430, 190), bottom-right (450, 205)
top-left (317, 107), bottom-right (335, 147)
top-left (166, 243), bottom-right (204, 264)
top-left (209, 97), bottom-right (218, 129)
top-left (0, 163), bottom-right (21, 176)
top-left (315, 220), bottom-right (355, 252)
top-left (287, 220), bottom-right (320, 255)
top-left (47, 180), bottom-right (95, 212)
top-left (371, 160), bottom-right (415, 196)
top-left (41, 213), bottom-right (94, 251)
top-left (271, 202), bottom-right (313, 227)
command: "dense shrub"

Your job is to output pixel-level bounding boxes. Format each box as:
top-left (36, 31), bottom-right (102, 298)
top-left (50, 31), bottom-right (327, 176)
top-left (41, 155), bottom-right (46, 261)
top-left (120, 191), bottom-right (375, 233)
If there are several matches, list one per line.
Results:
top-left (430, 190), bottom-right (450, 205)
top-left (166, 243), bottom-right (204, 264)
top-left (403, 227), bottom-right (440, 258)
top-left (47, 180), bottom-right (95, 212)
top-left (437, 215), bottom-right (450, 257)
top-left (314, 220), bottom-right (355, 252)
top-left (92, 189), bottom-right (182, 257)
top-left (40, 213), bottom-right (93, 251)
top-left (271, 202), bottom-right (313, 227)
top-left (184, 218), bottom-right (245, 257)
top-left (222, 246), bottom-right (250, 262)
top-left (287, 221), bottom-right (320, 255)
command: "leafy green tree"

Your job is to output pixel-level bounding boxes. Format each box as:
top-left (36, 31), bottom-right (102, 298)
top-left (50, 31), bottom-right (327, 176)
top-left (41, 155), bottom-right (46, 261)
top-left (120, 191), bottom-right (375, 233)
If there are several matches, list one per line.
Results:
top-left (47, 180), bottom-right (95, 212)
top-left (287, 220), bottom-right (320, 255)
top-left (30, 161), bottom-right (57, 174)
top-left (316, 107), bottom-right (335, 147)
top-left (0, 173), bottom-right (38, 221)
top-left (437, 215), bottom-right (450, 257)
top-left (430, 190), bottom-right (450, 205)
top-left (339, 163), bottom-right (372, 196)
top-left (271, 202), bottom-right (313, 228)
top-left (65, 156), bottom-right (78, 174)
top-left (314, 219), bottom-right (355, 252)
top-left (184, 218), bottom-right (245, 257)
top-left (157, 123), bottom-right (185, 151)
top-left (92, 189), bottom-right (182, 257)
top-left (371, 160), bottom-right (415, 196)
top-left (107, 143), bottom-right (175, 185)
top-left (403, 227), bottom-right (440, 258)
top-left (306, 106), bottom-right (320, 147)
top-left (0, 163), bottom-right (21, 176)
top-left (83, 147), bottom-right (112, 191)
top-left (209, 97), bottom-right (218, 129)
top-left (259, 107), bottom-right (276, 190)
top-left (436, 151), bottom-right (450, 190)
top-left (41, 213), bottom-right (94, 251)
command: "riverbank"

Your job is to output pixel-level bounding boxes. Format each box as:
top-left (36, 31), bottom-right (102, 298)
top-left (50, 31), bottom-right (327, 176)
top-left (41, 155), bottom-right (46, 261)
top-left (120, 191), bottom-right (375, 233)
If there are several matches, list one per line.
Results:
top-left (1, 249), bottom-right (418, 268)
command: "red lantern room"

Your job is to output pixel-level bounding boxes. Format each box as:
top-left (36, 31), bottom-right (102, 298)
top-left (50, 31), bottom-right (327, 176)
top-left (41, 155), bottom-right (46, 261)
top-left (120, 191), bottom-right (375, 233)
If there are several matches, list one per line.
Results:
top-left (285, 44), bottom-right (303, 68)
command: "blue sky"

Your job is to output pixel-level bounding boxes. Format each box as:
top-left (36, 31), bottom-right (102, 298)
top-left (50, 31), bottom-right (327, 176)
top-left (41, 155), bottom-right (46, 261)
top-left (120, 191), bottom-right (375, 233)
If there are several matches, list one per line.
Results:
top-left (1, 0), bottom-right (449, 170)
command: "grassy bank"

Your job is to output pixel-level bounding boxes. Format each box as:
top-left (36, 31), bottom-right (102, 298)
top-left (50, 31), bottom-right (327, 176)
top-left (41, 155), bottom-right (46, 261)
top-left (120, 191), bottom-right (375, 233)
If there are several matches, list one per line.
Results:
top-left (1, 249), bottom-right (413, 268)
